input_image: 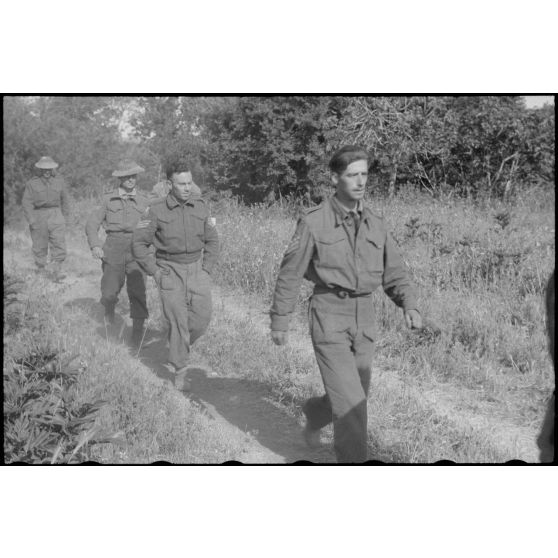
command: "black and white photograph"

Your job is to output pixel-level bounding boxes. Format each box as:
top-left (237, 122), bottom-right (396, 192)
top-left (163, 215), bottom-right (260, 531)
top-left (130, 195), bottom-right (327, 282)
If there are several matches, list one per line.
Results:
top-left (3, 95), bottom-right (555, 465)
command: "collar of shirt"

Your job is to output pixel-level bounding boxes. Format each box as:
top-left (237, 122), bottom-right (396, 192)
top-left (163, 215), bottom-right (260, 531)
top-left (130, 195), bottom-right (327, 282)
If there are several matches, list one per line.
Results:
top-left (166, 193), bottom-right (195, 209)
top-left (331, 195), bottom-right (363, 225)
top-left (118, 187), bottom-right (137, 199)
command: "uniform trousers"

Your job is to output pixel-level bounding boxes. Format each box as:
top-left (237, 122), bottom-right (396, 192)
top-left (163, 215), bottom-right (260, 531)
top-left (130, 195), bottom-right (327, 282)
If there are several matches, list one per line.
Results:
top-left (304, 291), bottom-right (376, 463)
top-left (157, 259), bottom-right (212, 370)
top-left (29, 207), bottom-right (66, 268)
top-left (100, 233), bottom-right (147, 319)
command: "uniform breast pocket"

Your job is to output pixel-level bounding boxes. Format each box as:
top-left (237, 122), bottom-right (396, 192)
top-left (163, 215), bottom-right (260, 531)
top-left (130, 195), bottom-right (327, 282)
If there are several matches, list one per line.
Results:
top-left (363, 231), bottom-right (384, 272)
top-left (188, 215), bottom-right (206, 251)
top-left (107, 207), bottom-right (124, 225)
top-left (315, 229), bottom-right (348, 269)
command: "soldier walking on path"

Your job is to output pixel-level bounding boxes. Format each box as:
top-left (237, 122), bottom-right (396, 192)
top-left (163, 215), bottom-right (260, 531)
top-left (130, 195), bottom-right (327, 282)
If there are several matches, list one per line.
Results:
top-left (22, 156), bottom-right (71, 281)
top-left (85, 160), bottom-right (150, 349)
top-left (132, 160), bottom-right (219, 391)
top-left (270, 145), bottom-right (422, 463)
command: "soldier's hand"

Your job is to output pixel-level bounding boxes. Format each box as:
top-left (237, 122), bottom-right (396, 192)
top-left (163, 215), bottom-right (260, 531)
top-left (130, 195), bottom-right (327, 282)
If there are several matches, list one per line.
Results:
top-left (271, 330), bottom-right (288, 346)
top-left (404, 309), bottom-right (422, 330)
top-left (91, 247), bottom-right (103, 259)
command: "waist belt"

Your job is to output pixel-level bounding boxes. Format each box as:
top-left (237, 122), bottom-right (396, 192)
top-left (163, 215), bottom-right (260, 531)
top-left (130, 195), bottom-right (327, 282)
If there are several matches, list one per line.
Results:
top-left (34, 205), bottom-right (59, 210)
top-left (156, 250), bottom-right (200, 264)
top-left (313, 286), bottom-right (371, 299)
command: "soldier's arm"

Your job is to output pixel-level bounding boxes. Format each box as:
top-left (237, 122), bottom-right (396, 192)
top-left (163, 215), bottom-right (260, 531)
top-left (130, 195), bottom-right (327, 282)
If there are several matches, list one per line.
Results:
top-left (201, 215), bottom-right (219, 275)
top-left (22, 182), bottom-right (34, 224)
top-left (382, 230), bottom-right (418, 311)
top-left (270, 219), bottom-right (315, 332)
top-left (132, 208), bottom-right (159, 276)
top-left (85, 203), bottom-right (107, 249)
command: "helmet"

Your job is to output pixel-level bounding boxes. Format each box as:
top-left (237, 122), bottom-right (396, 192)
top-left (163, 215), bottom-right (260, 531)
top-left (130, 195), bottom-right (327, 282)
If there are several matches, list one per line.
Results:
top-left (112, 160), bottom-right (145, 177)
top-left (35, 156), bottom-right (59, 169)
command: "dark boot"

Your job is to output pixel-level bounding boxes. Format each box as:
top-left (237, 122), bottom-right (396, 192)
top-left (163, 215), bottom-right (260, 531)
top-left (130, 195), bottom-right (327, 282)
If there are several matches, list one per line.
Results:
top-left (129, 318), bottom-right (146, 351)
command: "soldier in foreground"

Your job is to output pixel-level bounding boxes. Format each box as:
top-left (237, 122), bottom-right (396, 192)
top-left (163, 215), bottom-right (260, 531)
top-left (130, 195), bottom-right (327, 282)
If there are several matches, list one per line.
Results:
top-left (22, 156), bottom-right (71, 281)
top-left (132, 161), bottom-right (219, 391)
top-left (85, 160), bottom-right (150, 349)
top-left (270, 145), bottom-right (422, 463)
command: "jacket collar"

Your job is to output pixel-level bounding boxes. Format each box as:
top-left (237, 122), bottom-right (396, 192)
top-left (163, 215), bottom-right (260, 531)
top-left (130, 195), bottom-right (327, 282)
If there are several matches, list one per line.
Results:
top-left (330, 196), bottom-right (364, 227)
top-left (166, 194), bottom-right (196, 209)
top-left (118, 187), bottom-right (137, 199)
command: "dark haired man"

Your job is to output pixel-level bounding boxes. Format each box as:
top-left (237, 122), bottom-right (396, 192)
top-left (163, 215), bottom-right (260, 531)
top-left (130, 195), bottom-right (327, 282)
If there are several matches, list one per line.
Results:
top-left (22, 156), bottom-right (72, 280)
top-left (132, 162), bottom-right (218, 390)
top-left (150, 157), bottom-right (202, 200)
top-left (86, 160), bottom-right (150, 349)
top-left (270, 145), bottom-right (422, 463)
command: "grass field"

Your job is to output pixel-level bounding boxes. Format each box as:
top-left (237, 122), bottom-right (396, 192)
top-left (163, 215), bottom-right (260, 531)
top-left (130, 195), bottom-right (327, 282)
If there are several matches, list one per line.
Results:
top-left (207, 185), bottom-right (555, 459)
top-left (3, 184), bottom-right (555, 463)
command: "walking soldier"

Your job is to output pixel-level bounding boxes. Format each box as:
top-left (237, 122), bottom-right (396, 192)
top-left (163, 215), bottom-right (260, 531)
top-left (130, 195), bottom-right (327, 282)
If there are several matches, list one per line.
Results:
top-left (85, 160), bottom-right (150, 348)
top-left (22, 156), bottom-right (71, 280)
top-left (270, 145), bottom-right (422, 463)
top-left (132, 161), bottom-right (219, 390)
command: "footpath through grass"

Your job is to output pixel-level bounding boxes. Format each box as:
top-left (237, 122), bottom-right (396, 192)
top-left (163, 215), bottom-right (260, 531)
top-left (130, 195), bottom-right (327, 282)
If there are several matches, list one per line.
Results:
top-left (4, 185), bottom-right (554, 463)
top-left (206, 186), bottom-right (554, 462)
top-left (3, 228), bottom-right (247, 464)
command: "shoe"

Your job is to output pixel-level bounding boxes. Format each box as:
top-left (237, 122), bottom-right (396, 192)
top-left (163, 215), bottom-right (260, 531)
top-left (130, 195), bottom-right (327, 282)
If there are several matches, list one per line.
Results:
top-left (174, 367), bottom-right (191, 391)
top-left (303, 422), bottom-right (322, 448)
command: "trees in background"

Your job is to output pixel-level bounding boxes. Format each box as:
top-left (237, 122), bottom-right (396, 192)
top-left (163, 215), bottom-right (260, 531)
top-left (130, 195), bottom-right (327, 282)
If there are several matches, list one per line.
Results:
top-left (3, 95), bottom-right (554, 210)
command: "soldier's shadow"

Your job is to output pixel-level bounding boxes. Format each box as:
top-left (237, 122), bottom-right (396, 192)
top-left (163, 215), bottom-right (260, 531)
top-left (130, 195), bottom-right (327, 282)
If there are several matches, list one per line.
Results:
top-left (63, 297), bottom-right (138, 345)
top-left (137, 336), bottom-right (334, 463)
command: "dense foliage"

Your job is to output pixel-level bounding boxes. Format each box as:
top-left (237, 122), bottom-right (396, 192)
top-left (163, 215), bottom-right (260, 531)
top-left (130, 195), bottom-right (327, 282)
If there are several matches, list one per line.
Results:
top-left (3, 95), bottom-right (554, 209)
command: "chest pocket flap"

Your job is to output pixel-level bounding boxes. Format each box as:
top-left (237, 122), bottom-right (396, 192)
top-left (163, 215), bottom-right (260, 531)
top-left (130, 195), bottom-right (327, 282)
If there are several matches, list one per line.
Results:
top-left (365, 228), bottom-right (385, 249)
top-left (315, 227), bottom-right (346, 245)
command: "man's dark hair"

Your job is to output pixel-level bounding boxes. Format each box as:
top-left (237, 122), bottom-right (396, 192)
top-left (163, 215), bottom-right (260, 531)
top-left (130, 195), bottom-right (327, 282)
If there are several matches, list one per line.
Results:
top-left (329, 145), bottom-right (369, 174)
top-left (164, 155), bottom-right (191, 180)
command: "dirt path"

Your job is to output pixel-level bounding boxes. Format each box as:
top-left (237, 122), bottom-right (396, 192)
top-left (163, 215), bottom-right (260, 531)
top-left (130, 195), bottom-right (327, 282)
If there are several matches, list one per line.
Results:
top-left (5, 230), bottom-right (541, 463)
top-left (5, 234), bottom-right (334, 463)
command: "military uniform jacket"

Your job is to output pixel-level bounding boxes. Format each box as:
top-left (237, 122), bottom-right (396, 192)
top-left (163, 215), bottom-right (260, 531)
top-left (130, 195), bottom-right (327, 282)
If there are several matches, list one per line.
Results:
top-left (85, 190), bottom-right (151, 249)
top-left (270, 195), bottom-right (418, 331)
top-left (132, 194), bottom-right (219, 276)
top-left (22, 175), bottom-right (71, 224)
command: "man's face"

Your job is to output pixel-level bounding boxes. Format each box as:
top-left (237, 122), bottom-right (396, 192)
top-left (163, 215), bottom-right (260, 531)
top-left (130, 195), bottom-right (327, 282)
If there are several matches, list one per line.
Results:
top-left (332, 159), bottom-right (368, 204)
top-left (120, 175), bottom-right (137, 191)
top-left (170, 172), bottom-right (193, 202)
top-left (41, 169), bottom-right (54, 179)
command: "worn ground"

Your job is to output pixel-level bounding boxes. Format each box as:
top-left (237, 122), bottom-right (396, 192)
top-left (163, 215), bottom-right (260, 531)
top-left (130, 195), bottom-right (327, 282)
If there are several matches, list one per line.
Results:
top-left (4, 228), bottom-right (543, 463)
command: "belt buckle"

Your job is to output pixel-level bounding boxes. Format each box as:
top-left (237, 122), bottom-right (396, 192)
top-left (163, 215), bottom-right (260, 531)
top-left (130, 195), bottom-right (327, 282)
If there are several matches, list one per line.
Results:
top-left (337, 290), bottom-right (349, 299)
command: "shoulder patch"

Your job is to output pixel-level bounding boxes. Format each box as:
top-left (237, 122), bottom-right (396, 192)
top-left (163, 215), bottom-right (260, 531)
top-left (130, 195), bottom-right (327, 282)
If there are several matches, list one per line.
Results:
top-left (304, 202), bottom-right (324, 215)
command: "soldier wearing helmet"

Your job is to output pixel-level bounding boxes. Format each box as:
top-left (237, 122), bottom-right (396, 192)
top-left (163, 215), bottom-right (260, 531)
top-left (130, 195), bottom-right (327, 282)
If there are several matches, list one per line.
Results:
top-left (22, 156), bottom-right (72, 281)
top-left (85, 160), bottom-right (151, 349)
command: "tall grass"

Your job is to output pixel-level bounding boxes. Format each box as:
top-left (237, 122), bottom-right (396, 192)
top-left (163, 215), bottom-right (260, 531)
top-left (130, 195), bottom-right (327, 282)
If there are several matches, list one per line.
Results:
top-left (209, 185), bottom-right (555, 433)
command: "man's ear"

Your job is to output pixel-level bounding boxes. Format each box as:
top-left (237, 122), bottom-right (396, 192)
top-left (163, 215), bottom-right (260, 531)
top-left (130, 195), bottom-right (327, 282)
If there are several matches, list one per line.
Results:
top-left (331, 172), bottom-right (339, 187)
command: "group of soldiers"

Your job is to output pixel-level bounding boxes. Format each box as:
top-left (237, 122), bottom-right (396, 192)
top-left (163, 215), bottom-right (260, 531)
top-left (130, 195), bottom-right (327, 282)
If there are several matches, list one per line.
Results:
top-left (22, 147), bottom-right (554, 463)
